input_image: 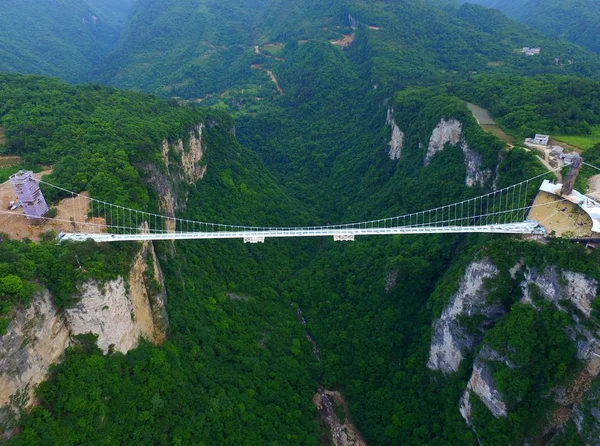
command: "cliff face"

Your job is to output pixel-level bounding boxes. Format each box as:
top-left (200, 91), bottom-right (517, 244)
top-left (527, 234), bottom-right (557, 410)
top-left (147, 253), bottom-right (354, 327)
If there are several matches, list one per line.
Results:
top-left (460, 346), bottom-right (513, 423)
top-left (0, 240), bottom-right (167, 431)
top-left (425, 119), bottom-right (492, 187)
top-left (431, 255), bottom-right (600, 437)
top-left (386, 107), bottom-right (404, 161)
top-left (139, 122), bottom-right (207, 220)
top-left (64, 240), bottom-right (168, 354)
top-left (162, 123), bottom-right (207, 185)
top-left (427, 259), bottom-right (501, 373)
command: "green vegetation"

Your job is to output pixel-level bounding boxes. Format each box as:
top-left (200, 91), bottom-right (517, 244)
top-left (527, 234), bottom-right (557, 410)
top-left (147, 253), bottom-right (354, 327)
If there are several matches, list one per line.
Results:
top-left (0, 164), bottom-right (40, 184)
top-left (0, 0), bottom-right (132, 82)
top-left (453, 75), bottom-right (600, 138)
top-left (96, 0), bottom-right (600, 102)
top-left (555, 125), bottom-right (600, 150)
top-left (2, 0), bottom-right (600, 443)
top-left (5, 62), bottom-right (596, 442)
top-left (0, 237), bottom-right (137, 334)
top-left (450, 0), bottom-right (600, 56)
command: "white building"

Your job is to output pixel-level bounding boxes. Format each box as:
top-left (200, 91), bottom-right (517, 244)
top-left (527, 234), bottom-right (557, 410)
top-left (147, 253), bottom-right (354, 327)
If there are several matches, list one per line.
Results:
top-left (533, 134), bottom-right (549, 145)
top-left (521, 47), bottom-right (541, 56)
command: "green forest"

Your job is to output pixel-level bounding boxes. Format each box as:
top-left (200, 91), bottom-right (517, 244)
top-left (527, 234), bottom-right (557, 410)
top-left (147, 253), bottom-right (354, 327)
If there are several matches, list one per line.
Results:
top-left (0, 0), bottom-right (132, 82)
top-left (2, 0), bottom-right (600, 444)
top-left (448, 0), bottom-right (600, 56)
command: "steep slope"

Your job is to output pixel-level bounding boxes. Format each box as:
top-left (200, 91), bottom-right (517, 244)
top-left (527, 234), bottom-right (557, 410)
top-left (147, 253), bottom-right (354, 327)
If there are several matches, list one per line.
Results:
top-left (454, 0), bottom-right (600, 56)
top-left (95, 0), bottom-right (270, 96)
top-left (97, 0), bottom-right (600, 100)
top-left (0, 74), bottom-right (323, 442)
top-left (0, 0), bottom-right (134, 82)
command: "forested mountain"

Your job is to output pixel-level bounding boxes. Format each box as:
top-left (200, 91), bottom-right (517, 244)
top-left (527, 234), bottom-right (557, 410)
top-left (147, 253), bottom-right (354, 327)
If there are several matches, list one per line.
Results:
top-left (2, 0), bottom-right (600, 444)
top-left (98, 0), bottom-right (600, 99)
top-left (451, 0), bottom-right (600, 55)
top-left (0, 0), bottom-right (134, 82)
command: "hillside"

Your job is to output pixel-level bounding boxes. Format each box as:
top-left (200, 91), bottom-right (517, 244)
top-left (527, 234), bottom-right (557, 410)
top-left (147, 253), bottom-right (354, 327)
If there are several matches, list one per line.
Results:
top-left (97, 0), bottom-right (600, 100)
top-left (453, 0), bottom-right (600, 55)
top-left (0, 0), bottom-right (134, 82)
top-left (2, 0), bottom-right (600, 444)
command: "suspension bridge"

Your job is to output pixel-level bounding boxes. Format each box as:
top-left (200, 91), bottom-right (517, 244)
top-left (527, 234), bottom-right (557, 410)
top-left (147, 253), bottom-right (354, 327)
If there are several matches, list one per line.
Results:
top-left (2, 163), bottom-right (600, 243)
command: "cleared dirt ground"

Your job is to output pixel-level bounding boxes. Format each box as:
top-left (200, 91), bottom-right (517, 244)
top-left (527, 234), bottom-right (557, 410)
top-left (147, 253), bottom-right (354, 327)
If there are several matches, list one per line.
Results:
top-left (528, 191), bottom-right (593, 238)
top-left (0, 171), bottom-right (105, 241)
top-left (0, 156), bottom-right (22, 168)
top-left (330, 33), bottom-right (355, 47)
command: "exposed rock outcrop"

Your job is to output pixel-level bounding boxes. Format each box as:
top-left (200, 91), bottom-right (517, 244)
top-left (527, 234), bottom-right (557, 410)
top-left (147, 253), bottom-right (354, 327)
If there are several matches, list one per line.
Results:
top-left (65, 240), bottom-right (168, 354)
top-left (0, 291), bottom-right (70, 415)
top-left (428, 259), bottom-right (501, 373)
top-left (460, 346), bottom-right (510, 424)
top-left (572, 377), bottom-right (600, 444)
top-left (161, 123), bottom-right (207, 184)
top-left (386, 107), bottom-right (404, 161)
top-left (138, 162), bottom-right (178, 219)
top-left (385, 269), bottom-right (399, 295)
top-left (425, 119), bottom-right (463, 165)
top-left (313, 388), bottom-right (366, 446)
top-left (425, 119), bottom-right (492, 187)
top-left (0, 241), bottom-right (168, 431)
top-left (521, 267), bottom-right (598, 319)
top-left (139, 122), bottom-right (207, 221)
top-left (458, 263), bottom-right (600, 433)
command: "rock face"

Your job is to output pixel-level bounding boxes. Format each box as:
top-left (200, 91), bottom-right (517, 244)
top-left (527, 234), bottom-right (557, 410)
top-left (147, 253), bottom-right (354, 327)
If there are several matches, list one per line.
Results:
top-left (521, 267), bottom-right (598, 319)
top-left (460, 346), bottom-right (510, 424)
top-left (0, 241), bottom-right (168, 429)
top-left (140, 122), bottom-right (207, 220)
top-left (138, 162), bottom-right (178, 219)
top-left (425, 119), bottom-right (463, 165)
top-left (385, 269), bottom-right (399, 295)
top-left (64, 241), bottom-right (168, 354)
top-left (425, 118), bottom-right (492, 187)
top-left (386, 107), bottom-right (404, 161)
top-left (0, 291), bottom-right (70, 414)
top-left (313, 388), bottom-right (366, 446)
top-left (427, 259), bottom-right (501, 373)
top-left (456, 263), bottom-right (600, 432)
top-left (161, 123), bottom-right (207, 184)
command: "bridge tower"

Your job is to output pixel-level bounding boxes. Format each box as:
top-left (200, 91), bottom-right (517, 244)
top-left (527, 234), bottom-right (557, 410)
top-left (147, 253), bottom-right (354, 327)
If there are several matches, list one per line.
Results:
top-left (561, 154), bottom-right (583, 196)
top-left (9, 170), bottom-right (49, 219)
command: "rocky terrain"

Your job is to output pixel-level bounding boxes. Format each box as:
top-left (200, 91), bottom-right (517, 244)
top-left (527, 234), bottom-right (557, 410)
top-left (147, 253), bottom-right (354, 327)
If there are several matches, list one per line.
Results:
top-left (425, 118), bottom-right (492, 187)
top-left (429, 255), bottom-right (600, 440)
top-left (0, 240), bottom-right (167, 432)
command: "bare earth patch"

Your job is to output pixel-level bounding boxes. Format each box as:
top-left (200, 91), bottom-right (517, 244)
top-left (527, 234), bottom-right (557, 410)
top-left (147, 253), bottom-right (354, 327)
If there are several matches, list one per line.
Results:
top-left (0, 171), bottom-right (106, 241)
top-left (0, 155), bottom-right (22, 168)
top-left (250, 65), bottom-right (284, 95)
top-left (330, 34), bottom-right (355, 47)
top-left (313, 388), bottom-right (367, 446)
top-left (528, 191), bottom-right (593, 238)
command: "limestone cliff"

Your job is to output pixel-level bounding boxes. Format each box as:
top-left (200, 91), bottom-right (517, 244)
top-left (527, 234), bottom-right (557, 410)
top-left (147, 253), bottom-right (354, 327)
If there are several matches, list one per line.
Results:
top-left (162, 123), bottom-right (207, 185)
top-left (139, 122), bottom-right (207, 219)
top-left (386, 107), bottom-right (404, 161)
top-left (460, 346), bottom-right (512, 424)
top-left (427, 259), bottom-right (501, 373)
top-left (425, 118), bottom-right (492, 187)
top-left (0, 240), bottom-right (167, 431)
top-left (437, 257), bottom-right (600, 435)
